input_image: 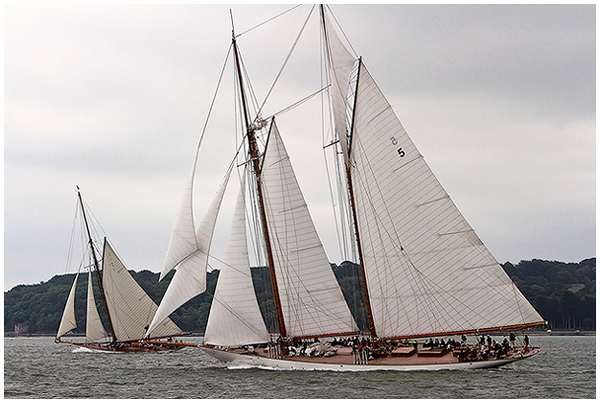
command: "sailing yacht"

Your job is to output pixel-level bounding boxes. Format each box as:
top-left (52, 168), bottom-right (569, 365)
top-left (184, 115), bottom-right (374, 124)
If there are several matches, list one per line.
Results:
top-left (56, 188), bottom-right (195, 353)
top-left (148, 5), bottom-right (545, 369)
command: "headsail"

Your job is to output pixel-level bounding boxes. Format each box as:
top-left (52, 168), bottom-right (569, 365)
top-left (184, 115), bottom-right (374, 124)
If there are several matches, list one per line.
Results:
top-left (160, 165), bottom-right (198, 281)
top-left (86, 268), bottom-right (109, 342)
top-left (102, 239), bottom-right (182, 341)
top-left (204, 173), bottom-right (271, 346)
top-left (146, 165), bottom-right (233, 337)
top-left (324, 6), bottom-right (544, 338)
top-left (261, 120), bottom-right (358, 338)
top-left (56, 271), bottom-right (79, 339)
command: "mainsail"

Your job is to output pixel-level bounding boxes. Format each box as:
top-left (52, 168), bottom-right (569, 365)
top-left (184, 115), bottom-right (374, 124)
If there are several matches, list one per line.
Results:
top-left (261, 120), bottom-right (358, 338)
top-left (102, 239), bottom-right (182, 341)
top-left (323, 8), bottom-right (544, 338)
top-left (204, 174), bottom-right (271, 346)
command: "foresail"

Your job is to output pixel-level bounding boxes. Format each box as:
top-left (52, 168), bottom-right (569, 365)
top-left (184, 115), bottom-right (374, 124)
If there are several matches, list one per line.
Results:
top-left (102, 240), bottom-right (182, 341)
top-left (261, 120), bottom-right (358, 338)
top-left (204, 174), bottom-right (270, 346)
top-left (56, 272), bottom-right (79, 338)
top-left (86, 269), bottom-right (109, 342)
top-left (161, 165), bottom-right (198, 281)
top-left (348, 62), bottom-right (544, 338)
top-left (146, 165), bottom-right (233, 337)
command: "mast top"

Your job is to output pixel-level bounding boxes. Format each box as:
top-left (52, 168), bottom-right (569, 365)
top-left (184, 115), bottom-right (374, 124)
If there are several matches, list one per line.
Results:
top-left (229, 9), bottom-right (236, 39)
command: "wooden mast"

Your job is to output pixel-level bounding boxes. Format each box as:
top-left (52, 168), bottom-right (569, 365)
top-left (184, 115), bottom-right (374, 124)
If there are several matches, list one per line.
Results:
top-left (346, 58), bottom-right (377, 339)
top-left (231, 30), bottom-right (287, 338)
top-left (76, 187), bottom-right (117, 341)
top-left (320, 5), bottom-right (377, 339)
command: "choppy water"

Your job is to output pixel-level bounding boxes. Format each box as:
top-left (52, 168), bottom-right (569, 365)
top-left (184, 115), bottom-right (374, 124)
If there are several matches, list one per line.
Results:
top-left (4, 335), bottom-right (595, 399)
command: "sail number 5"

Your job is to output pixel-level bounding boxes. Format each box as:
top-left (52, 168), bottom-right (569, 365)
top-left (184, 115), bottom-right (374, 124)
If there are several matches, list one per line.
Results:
top-left (390, 137), bottom-right (405, 157)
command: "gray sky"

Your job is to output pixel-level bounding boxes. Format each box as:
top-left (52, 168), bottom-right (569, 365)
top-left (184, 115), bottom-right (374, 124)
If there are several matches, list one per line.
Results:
top-left (5, 4), bottom-right (595, 291)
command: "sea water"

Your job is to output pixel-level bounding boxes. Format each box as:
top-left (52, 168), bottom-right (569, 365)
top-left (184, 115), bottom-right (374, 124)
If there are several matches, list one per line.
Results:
top-left (4, 335), bottom-right (595, 399)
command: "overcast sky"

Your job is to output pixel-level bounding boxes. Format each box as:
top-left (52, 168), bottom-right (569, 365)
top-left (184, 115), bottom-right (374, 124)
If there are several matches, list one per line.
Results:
top-left (5, 4), bottom-right (595, 291)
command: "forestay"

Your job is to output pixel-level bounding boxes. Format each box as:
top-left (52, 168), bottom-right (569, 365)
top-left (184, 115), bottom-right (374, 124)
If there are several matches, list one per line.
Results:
top-left (261, 121), bottom-right (358, 338)
top-left (204, 174), bottom-right (271, 346)
top-left (102, 240), bottom-right (182, 341)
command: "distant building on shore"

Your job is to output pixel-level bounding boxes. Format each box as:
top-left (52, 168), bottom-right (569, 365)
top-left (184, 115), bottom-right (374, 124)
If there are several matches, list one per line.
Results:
top-left (14, 322), bottom-right (29, 335)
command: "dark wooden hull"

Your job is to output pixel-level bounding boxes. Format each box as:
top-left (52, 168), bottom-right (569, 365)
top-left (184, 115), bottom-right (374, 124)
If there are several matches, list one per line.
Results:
top-left (56, 339), bottom-right (197, 353)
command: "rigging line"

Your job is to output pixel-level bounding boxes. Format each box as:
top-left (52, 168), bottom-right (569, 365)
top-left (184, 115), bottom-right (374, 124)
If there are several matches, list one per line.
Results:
top-left (235, 4), bottom-right (303, 38)
top-left (65, 196), bottom-right (80, 275)
top-left (266, 86), bottom-right (330, 119)
top-left (195, 43), bottom-right (234, 163)
top-left (206, 254), bottom-right (253, 281)
top-left (257, 4), bottom-right (316, 116)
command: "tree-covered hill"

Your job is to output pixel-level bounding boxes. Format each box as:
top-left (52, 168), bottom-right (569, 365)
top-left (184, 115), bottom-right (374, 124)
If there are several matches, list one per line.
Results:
top-left (503, 258), bottom-right (595, 330)
top-left (4, 258), bottom-right (595, 335)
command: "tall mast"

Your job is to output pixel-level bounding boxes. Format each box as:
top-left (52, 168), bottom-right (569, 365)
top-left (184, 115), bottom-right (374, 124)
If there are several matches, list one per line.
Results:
top-left (231, 29), bottom-right (287, 338)
top-left (346, 59), bottom-right (377, 340)
top-left (76, 187), bottom-right (117, 341)
top-left (320, 5), bottom-right (377, 339)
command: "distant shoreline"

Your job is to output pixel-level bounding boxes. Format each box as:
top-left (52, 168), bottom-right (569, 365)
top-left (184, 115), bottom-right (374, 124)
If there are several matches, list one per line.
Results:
top-left (5, 331), bottom-right (595, 338)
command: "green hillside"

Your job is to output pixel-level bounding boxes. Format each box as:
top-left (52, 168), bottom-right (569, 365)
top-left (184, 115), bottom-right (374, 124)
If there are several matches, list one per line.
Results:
top-left (4, 258), bottom-right (595, 335)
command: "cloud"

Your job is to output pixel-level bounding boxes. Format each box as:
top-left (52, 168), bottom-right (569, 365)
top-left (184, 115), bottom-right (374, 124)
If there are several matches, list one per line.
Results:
top-left (4, 5), bottom-right (595, 290)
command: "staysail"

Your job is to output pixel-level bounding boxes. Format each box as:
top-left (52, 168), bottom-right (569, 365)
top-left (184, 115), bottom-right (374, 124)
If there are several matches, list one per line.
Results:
top-left (204, 174), bottom-right (271, 346)
top-left (56, 271), bottom-right (80, 339)
top-left (324, 8), bottom-right (544, 338)
top-left (102, 239), bottom-right (182, 341)
top-left (86, 268), bottom-right (109, 342)
top-left (261, 120), bottom-right (358, 338)
top-left (146, 166), bottom-right (233, 336)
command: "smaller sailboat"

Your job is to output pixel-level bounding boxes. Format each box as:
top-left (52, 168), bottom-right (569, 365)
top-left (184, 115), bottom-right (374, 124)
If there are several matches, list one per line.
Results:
top-left (55, 187), bottom-right (195, 353)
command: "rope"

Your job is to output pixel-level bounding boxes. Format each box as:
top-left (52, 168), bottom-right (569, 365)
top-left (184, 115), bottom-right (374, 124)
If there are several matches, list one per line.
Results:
top-left (258, 5), bottom-right (316, 116)
top-left (235, 5), bottom-right (303, 38)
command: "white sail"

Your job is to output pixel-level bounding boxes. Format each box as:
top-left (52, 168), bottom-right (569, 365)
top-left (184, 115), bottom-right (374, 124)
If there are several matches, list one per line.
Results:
top-left (204, 175), bottom-right (270, 346)
top-left (56, 272), bottom-right (79, 339)
top-left (86, 268), bottom-right (109, 342)
top-left (261, 120), bottom-right (358, 338)
top-left (323, 10), bottom-right (355, 162)
top-left (161, 165), bottom-right (198, 281)
top-left (102, 239), bottom-right (182, 341)
top-left (346, 61), bottom-right (544, 338)
top-left (146, 166), bottom-right (233, 337)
